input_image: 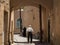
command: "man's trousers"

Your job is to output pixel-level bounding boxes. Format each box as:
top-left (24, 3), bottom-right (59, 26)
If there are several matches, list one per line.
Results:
top-left (27, 32), bottom-right (32, 43)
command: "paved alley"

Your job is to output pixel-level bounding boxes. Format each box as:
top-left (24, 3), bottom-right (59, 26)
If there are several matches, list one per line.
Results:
top-left (13, 34), bottom-right (50, 45)
top-left (13, 34), bottom-right (39, 42)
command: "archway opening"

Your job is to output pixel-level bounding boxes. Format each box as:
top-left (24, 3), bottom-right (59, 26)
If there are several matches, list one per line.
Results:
top-left (11, 3), bottom-right (50, 45)
top-left (13, 5), bottom-right (40, 43)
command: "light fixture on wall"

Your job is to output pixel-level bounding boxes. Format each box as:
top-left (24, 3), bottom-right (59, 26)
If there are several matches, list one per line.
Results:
top-left (17, 8), bottom-right (24, 12)
top-left (21, 8), bottom-right (24, 11)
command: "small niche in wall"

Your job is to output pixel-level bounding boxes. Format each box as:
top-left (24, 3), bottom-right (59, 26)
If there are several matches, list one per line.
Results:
top-left (33, 16), bottom-right (35, 20)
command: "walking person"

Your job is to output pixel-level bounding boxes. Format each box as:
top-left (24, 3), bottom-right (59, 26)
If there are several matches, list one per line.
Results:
top-left (26, 25), bottom-right (33, 43)
top-left (22, 27), bottom-right (26, 37)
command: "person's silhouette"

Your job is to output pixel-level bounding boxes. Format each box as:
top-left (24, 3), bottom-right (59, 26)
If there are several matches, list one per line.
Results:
top-left (26, 25), bottom-right (33, 43)
top-left (23, 27), bottom-right (26, 37)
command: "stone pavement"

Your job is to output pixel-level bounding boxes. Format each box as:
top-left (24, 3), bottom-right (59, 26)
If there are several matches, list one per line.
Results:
top-left (13, 34), bottom-right (39, 45)
top-left (13, 34), bottom-right (50, 45)
top-left (14, 34), bottom-right (39, 42)
top-left (13, 43), bottom-right (35, 45)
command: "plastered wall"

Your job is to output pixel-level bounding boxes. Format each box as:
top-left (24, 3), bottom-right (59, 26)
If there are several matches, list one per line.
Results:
top-left (0, 4), bottom-right (4, 45)
top-left (50, 0), bottom-right (60, 45)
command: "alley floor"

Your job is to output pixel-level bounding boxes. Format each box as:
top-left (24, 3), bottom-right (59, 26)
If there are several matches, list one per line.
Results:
top-left (13, 34), bottom-right (50, 45)
top-left (13, 34), bottom-right (39, 45)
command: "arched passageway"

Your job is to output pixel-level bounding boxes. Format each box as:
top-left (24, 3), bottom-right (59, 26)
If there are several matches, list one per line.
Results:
top-left (10, 4), bottom-right (50, 45)
top-left (3, 0), bottom-right (51, 45)
top-left (0, 0), bottom-right (53, 45)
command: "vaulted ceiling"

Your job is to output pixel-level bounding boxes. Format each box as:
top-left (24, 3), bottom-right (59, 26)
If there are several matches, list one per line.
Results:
top-left (10, 0), bottom-right (53, 10)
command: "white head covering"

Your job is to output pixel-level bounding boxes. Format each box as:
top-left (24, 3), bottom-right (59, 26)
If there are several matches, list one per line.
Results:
top-left (27, 25), bottom-right (33, 32)
top-left (29, 25), bottom-right (31, 27)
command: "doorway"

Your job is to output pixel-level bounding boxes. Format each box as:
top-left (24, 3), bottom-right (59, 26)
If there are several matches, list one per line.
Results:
top-left (4, 11), bottom-right (8, 45)
top-left (48, 18), bottom-right (50, 43)
top-left (39, 5), bottom-right (50, 43)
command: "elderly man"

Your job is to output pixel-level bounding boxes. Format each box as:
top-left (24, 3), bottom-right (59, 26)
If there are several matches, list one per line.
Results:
top-left (26, 25), bottom-right (34, 43)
